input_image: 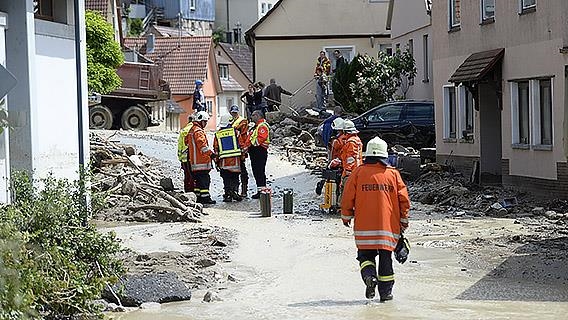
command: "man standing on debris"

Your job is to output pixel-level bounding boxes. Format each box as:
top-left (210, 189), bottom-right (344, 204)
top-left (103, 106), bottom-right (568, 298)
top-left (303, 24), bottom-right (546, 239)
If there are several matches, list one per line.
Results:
top-left (315, 50), bottom-right (331, 76)
top-left (193, 79), bottom-right (206, 112)
top-left (314, 66), bottom-right (328, 111)
top-left (341, 137), bottom-right (410, 301)
top-left (263, 78), bottom-right (292, 113)
top-left (186, 111), bottom-right (216, 204)
top-left (229, 105), bottom-right (250, 198)
top-left (247, 110), bottom-right (270, 199)
top-left (214, 114), bottom-right (243, 202)
top-left (178, 114), bottom-right (195, 192)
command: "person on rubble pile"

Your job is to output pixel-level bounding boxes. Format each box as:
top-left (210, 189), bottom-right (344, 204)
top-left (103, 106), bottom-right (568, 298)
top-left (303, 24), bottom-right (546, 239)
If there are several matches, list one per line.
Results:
top-left (193, 79), bottom-right (206, 112)
top-left (329, 119), bottom-right (363, 201)
top-left (341, 136), bottom-right (410, 301)
top-left (177, 114), bottom-right (195, 192)
top-left (247, 110), bottom-right (270, 199)
top-left (186, 111), bottom-right (216, 205)
top-left (214, 114), bottom-right (243, 202)
top-left (263, 78), bottom-right (293, 113)
top-left (229, 105), bottom-right (250, 198)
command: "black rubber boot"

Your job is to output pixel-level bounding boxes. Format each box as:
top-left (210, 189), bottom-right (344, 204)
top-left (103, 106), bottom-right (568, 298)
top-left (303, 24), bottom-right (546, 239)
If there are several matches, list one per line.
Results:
top-left (364, 276), bottom-right (378, 299)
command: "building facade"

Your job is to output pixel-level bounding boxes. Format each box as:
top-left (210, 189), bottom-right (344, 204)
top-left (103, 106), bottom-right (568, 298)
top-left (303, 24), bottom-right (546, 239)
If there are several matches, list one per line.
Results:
top-left (216, 0), bottom-right (279, 43)
top-left (246, 0), bottom-right (391, 110)
top-left (145, 0), bottom-right (215, 35)
top-left (387, 0), bottom-right (433, 100)
top-left (432, 0), bottom-right (568, 197)
top-left (0, 0), bottom-right (89, 202)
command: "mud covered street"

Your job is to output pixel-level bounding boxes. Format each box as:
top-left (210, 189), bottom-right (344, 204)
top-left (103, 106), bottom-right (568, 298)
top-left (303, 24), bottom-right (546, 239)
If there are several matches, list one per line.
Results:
top-left (97, 131), bottom-right (568, 320)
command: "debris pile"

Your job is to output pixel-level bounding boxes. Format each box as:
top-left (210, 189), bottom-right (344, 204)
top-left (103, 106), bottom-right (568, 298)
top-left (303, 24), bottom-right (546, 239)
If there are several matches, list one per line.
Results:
top-left (267, 111), bottom-right (328, 170)
top-left (409, 164), bottom-right (568, 223)
top-left (90, 132), bottom-right (203, 223)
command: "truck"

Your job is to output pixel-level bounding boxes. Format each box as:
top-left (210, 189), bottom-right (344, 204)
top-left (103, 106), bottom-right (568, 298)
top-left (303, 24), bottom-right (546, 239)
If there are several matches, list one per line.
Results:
top-left (89, 61), bottom-right (170, 130)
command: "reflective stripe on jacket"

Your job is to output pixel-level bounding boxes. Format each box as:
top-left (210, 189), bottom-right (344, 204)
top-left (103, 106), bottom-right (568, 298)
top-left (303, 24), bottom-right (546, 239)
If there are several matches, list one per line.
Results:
top-left (340, 134), bottom-right (362, 177)
top-left (215, 127), bottom-right (242, 159)
top-left (185, 123), bottom-right (213, 171)
top-left (177, 122), bottom-right (193, 162)
top-left (250, 119), bottom-right (270, 149)
top-left (213, 127), bottom-right (241, 172)
top-left (340, 163), bottom-right (410, 251)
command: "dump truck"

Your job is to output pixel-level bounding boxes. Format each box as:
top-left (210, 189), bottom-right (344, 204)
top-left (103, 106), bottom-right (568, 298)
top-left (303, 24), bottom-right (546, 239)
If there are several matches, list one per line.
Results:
top-left (89, 61), bottom-right (170, 130)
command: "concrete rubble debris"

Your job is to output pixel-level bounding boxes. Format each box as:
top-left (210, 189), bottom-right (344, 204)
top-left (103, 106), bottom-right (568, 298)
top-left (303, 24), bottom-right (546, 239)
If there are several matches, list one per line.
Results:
top-left (90, 132), bottom-right (203, 223)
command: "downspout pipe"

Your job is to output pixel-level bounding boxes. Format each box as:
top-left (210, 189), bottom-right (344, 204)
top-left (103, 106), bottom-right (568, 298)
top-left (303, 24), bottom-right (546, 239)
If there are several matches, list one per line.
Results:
top-left (74, 0), bottom-right (85, 167)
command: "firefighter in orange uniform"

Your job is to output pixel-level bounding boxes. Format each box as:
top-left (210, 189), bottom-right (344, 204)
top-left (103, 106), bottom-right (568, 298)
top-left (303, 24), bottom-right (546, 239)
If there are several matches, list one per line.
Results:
top-left (214, 114), bottom-right (243, 202)
top-left (341, 137), bottom-right (410, 301)
top-left (186, 111), bottom-right (216, 205)
top-left (329, 119), bottom-right (363, 205)
top-left (330, 117), bottom-right (346, 161)
top-left (229, 105), bottom-right (250, 198)
top-left (246, 110), bottom-right (270, 199)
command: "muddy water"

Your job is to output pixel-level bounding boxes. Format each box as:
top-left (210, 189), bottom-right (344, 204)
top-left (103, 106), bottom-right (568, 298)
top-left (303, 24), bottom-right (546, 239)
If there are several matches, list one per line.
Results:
top-left (107, 132), bottom-right (568, 319)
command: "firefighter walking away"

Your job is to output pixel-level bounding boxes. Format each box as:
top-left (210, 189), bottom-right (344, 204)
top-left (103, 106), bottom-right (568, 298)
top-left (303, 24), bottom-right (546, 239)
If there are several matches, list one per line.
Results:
top-left (341, 137), bottom-right (410, 301)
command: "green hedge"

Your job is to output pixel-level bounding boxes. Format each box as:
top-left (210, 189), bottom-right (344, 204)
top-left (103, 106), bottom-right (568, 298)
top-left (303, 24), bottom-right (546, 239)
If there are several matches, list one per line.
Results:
top-left (0, 172), bottom-right (124, 319)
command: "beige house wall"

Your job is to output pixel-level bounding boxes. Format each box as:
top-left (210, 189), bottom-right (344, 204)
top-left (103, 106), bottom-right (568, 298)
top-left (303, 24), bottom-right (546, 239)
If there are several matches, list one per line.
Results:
top-left (432, 0), bottom-right (568, 181)
top-left (254, 0), bottom-right (389, 36)
top-left (254, 37), bottom-right (390, 107)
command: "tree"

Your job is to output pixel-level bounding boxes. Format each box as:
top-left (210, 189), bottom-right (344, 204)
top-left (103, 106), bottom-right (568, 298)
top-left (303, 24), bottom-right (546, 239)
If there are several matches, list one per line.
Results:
top-left (332, 50), bottom-right (417, 114)
top-left (128, 18), bottom-right (143, 37)
top-left (86, 11), bottom-right (124, 94)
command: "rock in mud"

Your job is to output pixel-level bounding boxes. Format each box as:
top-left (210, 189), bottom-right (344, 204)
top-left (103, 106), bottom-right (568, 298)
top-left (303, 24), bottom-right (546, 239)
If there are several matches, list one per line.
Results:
top-left (203, 291), bottom-right (222, 302)
top-left (103, 272), bottom-right (192, 307)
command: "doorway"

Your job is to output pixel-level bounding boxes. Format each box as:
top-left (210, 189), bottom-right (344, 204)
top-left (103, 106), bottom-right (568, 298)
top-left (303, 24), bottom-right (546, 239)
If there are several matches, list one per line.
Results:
top-left (478, 81), bottom-right (502, 185)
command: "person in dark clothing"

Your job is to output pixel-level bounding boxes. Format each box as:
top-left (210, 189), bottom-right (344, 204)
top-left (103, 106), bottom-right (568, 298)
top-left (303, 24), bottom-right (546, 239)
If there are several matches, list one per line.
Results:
top-left (263, 78), bottom-right (292, 112)
top-left (192, 79), bottom-right (205, 112)
top-left (333, 50), bottom-right (347, 73)
top-left (322, 106), bottom-right (343, 147)
top-left (253, 82), bottom-right (265, 113)
top-left (240, 83), bottom-right (255, 120)
top-left (246, 110), bottom-right (270, 199)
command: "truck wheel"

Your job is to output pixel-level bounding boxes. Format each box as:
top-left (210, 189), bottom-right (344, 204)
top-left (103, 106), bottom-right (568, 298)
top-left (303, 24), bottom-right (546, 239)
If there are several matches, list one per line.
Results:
top-left (89, 105), bottom-right (113, 130)
top-left (121, 106), bottom-right (149, 130)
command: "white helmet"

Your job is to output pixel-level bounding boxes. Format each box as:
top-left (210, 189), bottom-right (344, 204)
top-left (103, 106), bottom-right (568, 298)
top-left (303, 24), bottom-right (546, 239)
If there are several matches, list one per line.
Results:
top-left (342, 120), bottom-right (359, 133)
top-left (195, 111), bottom-right (210, 122)
top-left (363, 137), bottom-right (388, 158)
top-left (331, 117), bottom-right (344, 130)
top-left (219, 114), bottom-right (232, 127)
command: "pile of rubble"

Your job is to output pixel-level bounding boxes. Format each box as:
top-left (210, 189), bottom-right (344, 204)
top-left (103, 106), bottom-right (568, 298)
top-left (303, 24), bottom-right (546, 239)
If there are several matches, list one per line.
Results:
top-left (409, 163), bottom-right (568, 224)
top-left (266, 111), bottom-right (328, 170)
top-left (90, 132), bottom-right (203, 223)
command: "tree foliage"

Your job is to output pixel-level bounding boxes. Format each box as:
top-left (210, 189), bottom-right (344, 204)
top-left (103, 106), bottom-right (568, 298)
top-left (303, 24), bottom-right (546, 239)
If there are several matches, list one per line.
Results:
top-left (332, 50), bottom-right (417, 114)
top-left (86, 10), bottom-right (124, 94)
top-left (127, 18), bottom-right (143, 37)
top-left (0, 171), bottom-right (124, 319)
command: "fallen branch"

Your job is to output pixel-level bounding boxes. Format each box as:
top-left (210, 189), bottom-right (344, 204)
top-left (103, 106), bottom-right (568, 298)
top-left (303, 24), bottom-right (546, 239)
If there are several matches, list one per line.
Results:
top-left (127, 205), bottom-right (200, 223)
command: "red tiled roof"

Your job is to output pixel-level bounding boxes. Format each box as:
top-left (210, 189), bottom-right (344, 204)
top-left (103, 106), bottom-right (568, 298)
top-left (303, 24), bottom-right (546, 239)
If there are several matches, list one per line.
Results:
top-left (124, 36), bottom-right (212, 95)
top-left (85, 0), bottom-right (110, 16)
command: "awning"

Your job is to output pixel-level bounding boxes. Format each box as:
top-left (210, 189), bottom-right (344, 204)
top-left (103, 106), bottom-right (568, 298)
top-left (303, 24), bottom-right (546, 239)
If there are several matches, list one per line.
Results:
top-left (449, 48), bottom-right (505, 83)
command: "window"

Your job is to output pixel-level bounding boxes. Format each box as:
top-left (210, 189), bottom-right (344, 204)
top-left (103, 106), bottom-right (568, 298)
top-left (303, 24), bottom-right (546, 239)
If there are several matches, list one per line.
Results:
top-left (539, 79), bottom-right (552, 145)
top-left (520, 0), bottom-right (536, 10)
top-left (443, 86), bottom-right (457, 139)
top-left (406, 104), bottom-right (433, 122)
top-left (261, 3), bottom-right (267, 14)
top-left (481, 0), bottom-right (495, 21)
top-left (206, 100), bottom-right (213, 114)
top-left (34, 0), bottom-right (53, 21)
top-left (457, 86), bottom-right (475, 141)
top-left (379, 44), bottom-right (393, 56)
top-left (423, 35), bottom-right (429, 82)
top-left (367, 104), bottom-right (403, 123)
top-left (425, 0), bottom-right (433, 15)
top-left (511, 78), bottom-right (552, 147)
top-left (395, 43), bottom-right (400, 51)
top-left (190, 0), bottom-right (196, 10)
top-left (407, 39), bottom-right (414, 57)
top-left (449, 0), bottom-right (461, 28)
top-left (219, 64), bottom-right (229, 80)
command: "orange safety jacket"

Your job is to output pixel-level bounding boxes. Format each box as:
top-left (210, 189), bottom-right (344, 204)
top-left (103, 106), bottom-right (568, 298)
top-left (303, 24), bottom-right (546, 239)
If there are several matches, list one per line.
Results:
top-left (340, 134), bottom-right (362, 177)
top-left (341, 163), bottom-right (410, 251)
top-left (249, 119), bottom-right (270, 149)
top-left (231, 116), bottom-right (249, 147)
top-left (330, 134), bottom-right (346, 161)
top-left (185, 122), bottom-right (213, 172)
top-left (213, 127), bottom-right (241, 172)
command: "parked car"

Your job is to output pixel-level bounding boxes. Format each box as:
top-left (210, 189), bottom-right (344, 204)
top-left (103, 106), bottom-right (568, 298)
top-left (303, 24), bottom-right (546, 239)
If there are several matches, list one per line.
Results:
top-left (316, 101), bottom-right (435, 150)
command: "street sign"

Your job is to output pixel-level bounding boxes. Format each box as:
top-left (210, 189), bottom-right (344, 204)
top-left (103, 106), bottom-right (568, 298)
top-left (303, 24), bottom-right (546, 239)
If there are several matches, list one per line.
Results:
top-left (0, 64), bottom-right (17, 98)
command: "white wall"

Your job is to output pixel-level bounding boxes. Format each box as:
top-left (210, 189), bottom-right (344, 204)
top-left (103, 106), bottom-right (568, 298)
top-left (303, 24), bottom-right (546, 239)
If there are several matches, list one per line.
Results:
top-left (0, 11), bottom-right (10, 202)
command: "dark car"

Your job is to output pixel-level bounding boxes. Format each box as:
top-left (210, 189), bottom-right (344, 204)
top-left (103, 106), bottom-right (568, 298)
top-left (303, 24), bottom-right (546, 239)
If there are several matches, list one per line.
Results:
top-left (351, 100), bottom-right (435, 150)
